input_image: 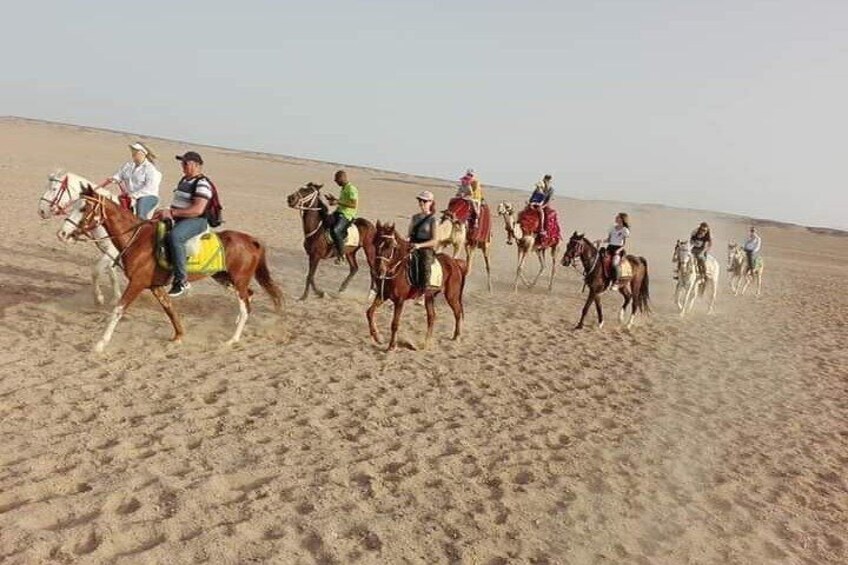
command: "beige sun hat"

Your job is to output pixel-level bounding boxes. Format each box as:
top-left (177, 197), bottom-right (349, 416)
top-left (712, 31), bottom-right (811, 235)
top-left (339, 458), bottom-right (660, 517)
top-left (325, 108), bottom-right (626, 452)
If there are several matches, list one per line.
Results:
top-left (416, 190), bottom-right (434, 202)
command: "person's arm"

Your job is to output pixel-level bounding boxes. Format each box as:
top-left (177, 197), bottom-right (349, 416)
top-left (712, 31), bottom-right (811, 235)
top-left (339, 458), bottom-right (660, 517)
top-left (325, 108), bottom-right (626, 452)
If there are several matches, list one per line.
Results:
top-left (98, 165), bottom-right (124, 189)
top-left (543, 187), bottom-right (553, 205)
top-left (157, 197), bottom-right (207, 220)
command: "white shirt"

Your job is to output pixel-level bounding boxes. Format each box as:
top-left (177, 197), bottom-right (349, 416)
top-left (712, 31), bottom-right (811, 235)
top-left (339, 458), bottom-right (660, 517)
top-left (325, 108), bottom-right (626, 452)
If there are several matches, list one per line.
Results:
top-left (111, 159), bottom-right (162, 199)
top-left (608, 225), bottom-right (630, 246)
top-left (744, 234), bottom-right (761, 253)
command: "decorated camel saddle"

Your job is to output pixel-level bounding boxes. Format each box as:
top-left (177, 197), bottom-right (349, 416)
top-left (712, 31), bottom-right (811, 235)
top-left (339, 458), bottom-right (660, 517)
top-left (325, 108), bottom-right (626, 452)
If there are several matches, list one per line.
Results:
top-left (517, 206), bottom-right (561, 249)
top-left (443, 198), bottom-right (491, 244)
top-left (156, 222), bottom-right (226, 275)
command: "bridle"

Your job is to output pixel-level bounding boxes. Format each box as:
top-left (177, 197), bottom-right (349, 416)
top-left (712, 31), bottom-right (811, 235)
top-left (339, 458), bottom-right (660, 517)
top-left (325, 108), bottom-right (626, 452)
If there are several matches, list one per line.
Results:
top-left (40, 175), bottom-right (73, 216)
top-left (675, 243), bottom-right (695, 277)
top-left (289, 185), bottom-right (325, 238)
top-left (62, 194), bottom-right (148, 267)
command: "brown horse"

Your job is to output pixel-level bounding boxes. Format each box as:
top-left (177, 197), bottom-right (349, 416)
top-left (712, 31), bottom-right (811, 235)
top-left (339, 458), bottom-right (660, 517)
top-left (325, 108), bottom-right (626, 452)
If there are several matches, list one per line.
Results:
top-left (366, 222), bottom-right (467, 351)
top-left (561, 231), bottom-right (650, 330)
top-left (436, 198), bottom-right (493, 292)
top-left (58, 186), bottom-right (284, 351)
top-left (286, 182), bottom-right (376, 299)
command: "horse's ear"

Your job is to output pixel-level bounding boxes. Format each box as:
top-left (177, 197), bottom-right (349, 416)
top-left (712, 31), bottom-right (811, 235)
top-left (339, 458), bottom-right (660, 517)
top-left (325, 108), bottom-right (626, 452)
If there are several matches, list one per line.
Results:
top-left (315, 183), bottom-right (323, 190)
top-left (82, 184), bottom-right (94, 195)
top-left (375, 220), bottom-right (382, 229)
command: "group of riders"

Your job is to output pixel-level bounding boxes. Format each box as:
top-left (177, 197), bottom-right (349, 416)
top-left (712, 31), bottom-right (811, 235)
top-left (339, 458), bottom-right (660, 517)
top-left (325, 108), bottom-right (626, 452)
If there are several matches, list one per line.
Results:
top-left (98, 142), bottom-right (764, 297)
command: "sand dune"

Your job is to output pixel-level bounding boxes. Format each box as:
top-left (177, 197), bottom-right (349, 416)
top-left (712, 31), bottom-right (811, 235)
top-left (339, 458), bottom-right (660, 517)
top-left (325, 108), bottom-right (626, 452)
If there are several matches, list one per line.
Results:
top-left (0, 117), bottom-right (846, 563)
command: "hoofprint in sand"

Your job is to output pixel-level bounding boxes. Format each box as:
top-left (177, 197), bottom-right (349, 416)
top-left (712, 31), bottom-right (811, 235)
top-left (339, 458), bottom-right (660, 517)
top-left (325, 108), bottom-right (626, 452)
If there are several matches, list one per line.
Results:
top-left (1, 117), bottom-right (846, 564)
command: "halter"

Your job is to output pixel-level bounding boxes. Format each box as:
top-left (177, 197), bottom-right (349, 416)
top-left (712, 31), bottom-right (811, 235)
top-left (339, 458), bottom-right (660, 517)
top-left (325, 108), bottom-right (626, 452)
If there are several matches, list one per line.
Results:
top-left (40, 175), bottom-right (72, 216)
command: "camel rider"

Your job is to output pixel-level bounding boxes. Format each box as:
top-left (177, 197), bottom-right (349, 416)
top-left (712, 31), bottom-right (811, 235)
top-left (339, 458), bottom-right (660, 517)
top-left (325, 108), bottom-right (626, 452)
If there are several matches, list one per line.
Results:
top-left (529, 174), bottom-right (554, 237)
top-left (456, 168), bottom-right (483, 228)
top-left (325, 170), bottom-right (358, 264)
top-left (151, 151), bottom-right (211, 298)
top-left (409, 191), bottom-right (438, 289)
top-left (690, 222), bottom-right (712, 279)
top-left (604, 212), bottom-right (630, 289)
top-left (743, 226), bottom-right (761, 274)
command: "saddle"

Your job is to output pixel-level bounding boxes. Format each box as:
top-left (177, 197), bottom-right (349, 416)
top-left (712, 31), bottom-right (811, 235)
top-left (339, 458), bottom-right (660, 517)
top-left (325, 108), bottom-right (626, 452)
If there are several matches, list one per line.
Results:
top-left (321, 219), bottom-right (360, 247)
top-left (517, 206), bottom-right (561, 249)
top-left (601, 250), bottom-right (633, 281)
top-left (409, 253), bottom-right (444, 289)
top-left (155, 222), bottom-right (226, 275)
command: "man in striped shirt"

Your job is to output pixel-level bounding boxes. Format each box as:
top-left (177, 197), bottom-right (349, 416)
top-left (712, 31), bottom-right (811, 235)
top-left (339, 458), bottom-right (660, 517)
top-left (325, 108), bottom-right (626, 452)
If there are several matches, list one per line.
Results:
top-left (152, 151), bottom-right (212, 297)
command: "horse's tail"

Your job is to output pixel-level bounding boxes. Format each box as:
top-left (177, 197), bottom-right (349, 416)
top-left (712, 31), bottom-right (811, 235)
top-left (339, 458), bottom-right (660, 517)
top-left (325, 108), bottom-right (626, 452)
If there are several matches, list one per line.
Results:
top-left (354, 218), bottom-right (377, 279)
top-left (637, 257), bottom-right (651, 313)
top-left (254, 242), bottom-right (284, 313)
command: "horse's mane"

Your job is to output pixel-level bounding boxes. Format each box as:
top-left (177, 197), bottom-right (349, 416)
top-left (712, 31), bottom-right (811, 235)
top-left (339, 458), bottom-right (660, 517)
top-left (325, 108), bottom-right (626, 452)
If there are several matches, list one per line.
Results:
top-left (63, 171), bottom-right (117, 202)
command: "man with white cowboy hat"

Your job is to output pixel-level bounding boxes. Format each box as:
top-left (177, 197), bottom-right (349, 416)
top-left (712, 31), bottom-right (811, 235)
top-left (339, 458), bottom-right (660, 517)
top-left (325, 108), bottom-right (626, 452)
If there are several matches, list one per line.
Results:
top-left (97, 141), bottom-right (163, 219)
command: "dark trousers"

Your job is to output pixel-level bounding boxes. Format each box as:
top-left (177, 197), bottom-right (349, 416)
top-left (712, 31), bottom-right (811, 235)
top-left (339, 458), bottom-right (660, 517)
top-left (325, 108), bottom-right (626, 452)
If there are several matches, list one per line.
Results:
top-left (330, 211), bottom-right (352, 256)
top-left (413, 248), bottom-right (435, 289)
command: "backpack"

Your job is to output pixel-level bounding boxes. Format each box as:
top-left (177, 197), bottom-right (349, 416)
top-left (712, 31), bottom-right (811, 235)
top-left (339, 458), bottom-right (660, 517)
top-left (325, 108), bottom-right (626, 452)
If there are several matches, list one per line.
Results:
top-left (190, 175), bottom-right (223, 227)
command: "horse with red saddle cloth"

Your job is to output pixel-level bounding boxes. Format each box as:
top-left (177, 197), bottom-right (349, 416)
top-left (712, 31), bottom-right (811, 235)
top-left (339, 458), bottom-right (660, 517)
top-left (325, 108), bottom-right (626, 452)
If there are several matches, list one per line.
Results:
top-left (496, 201), bottom-right (562, 291)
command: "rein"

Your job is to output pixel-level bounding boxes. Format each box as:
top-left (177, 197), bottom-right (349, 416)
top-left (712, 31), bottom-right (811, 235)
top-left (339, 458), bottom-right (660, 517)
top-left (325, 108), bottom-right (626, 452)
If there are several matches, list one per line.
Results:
top-left (65, 195), bottom-right (149, 267)
top-left (375, 232), bottom-right (415, 297)
top-left (40, 175), bottom-right (71, 215)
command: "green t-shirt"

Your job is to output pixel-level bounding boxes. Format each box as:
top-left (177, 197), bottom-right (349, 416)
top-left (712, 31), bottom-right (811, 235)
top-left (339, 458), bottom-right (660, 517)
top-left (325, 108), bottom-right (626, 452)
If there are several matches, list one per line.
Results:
top-left (338, 182), bottom-right (358, 220)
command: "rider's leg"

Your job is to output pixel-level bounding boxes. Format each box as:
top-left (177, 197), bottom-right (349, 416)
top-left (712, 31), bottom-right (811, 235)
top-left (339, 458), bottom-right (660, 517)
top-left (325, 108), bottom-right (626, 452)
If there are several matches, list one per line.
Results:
top-left (330, 212), bottom-right (350, 260)
top-left (135, 195), bottom-right (159, 220)
top-left (167, 217), bottom-right (208, 290)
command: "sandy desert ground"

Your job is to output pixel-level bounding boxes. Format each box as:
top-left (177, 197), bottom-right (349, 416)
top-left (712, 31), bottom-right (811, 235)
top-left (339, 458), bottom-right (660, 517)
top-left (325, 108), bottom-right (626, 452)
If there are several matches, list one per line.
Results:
top-left (0, 117), bottom-right (846, 564)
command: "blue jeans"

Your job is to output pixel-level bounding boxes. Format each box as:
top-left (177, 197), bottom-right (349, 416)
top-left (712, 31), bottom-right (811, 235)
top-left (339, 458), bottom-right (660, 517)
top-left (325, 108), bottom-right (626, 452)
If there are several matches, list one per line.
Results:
top-left (135, 196), bottom-right (159, 220)
top-left (166, 217), bottom-right (209, 282)
top-left (330, 211), bottom-right (352, 256)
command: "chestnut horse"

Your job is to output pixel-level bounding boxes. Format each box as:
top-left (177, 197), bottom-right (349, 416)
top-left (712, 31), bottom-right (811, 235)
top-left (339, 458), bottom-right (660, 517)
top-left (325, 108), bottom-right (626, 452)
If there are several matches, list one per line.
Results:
top-left (366, 222), bottom-right (467, 351)
top-left (561, 232), bottom-right (650, 330)
top-left (436, 198), bottom-right (493, 292)
top-left (286, 182), bottom-right (376, 300)
top-left (58, 186), bottom-right (284, 352)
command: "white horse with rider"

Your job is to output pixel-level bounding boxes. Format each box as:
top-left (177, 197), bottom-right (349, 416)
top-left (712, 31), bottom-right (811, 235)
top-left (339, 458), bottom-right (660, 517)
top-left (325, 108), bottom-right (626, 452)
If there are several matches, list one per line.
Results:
top-left (673, 239), bottom-right (719, 315)
top-left (38, 171), bottom-right (122, 304)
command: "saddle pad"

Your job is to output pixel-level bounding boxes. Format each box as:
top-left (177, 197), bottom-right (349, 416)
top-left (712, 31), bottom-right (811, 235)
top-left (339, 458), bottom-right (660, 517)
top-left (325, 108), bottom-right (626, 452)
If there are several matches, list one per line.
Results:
top-left (429, 259), bottom-right (444, 287)
top-left (620, 259), bottom-right (633, 279)
top-left (324, 225), bottom-right (360, 248)
top-left (156, 222), bottom-right (226, 275)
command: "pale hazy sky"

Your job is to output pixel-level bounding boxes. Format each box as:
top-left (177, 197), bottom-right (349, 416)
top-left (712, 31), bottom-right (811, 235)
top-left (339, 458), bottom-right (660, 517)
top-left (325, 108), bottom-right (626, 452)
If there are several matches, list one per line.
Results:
top-left (3, 1), bottom-right (846, 228)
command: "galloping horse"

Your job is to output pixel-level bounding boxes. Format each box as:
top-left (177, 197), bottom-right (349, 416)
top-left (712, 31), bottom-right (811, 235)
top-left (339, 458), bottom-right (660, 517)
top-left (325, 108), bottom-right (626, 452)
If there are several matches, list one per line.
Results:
top-left (38, 171), bottom-right (122, 305)
top-left (496, 201), bottom-right (560, 292)
top-left (436, 198), bottom-right (493, 292)
top-left (286, 182), bottom-right (376, 300)
top-left (561, 232), bottom-right (650, 329)
top-left (673, 240), bottom-right (719, 315)
top-left (366, 222), bottom-right (466, 351)
top-left (727, 242), bottom-right (764, 297)
top-left (58, 186), bottom-right (284, 352)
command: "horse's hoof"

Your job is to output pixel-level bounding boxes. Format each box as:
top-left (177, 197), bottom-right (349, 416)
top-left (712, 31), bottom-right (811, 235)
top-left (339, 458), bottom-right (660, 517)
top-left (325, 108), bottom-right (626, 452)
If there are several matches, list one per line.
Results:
top-left (171, 336), bottom-right (183, 344)
top-left (597, 322), bottom-right (604, 330)
top-left (93, 341), bottom-right (106, 353)
top-left (573, 325), bottom-right (584, 331)
top-left (385, 345), bottom-right (397, 352)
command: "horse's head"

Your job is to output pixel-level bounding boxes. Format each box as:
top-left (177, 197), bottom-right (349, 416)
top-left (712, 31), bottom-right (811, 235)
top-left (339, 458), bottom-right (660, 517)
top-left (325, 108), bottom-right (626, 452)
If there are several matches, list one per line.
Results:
top-left (727, 242), bottom-right (743, 268)
top-left (57, 185), bottom-right (106, 242)
top-left (286, 182), bottom-right (322, 209)
top-left (38, 171), bottom-right (71, 218)
top-left (561, 231), bottom-right (589, 266)
top-left (374, 221), bottom-right (403, 278)
top-left (674, 239), bottom-right (693, 268)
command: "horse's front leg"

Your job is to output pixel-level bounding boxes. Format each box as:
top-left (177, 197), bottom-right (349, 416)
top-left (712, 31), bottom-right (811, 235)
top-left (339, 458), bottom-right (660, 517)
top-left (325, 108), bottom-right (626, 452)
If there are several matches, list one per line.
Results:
top-left (575, 292), bottom-right (594, 330)
top-left (756, 271), bottom-right (763, 297)
top-left (387, 299), bottom-right (405, 351)
top-left (514, 249), bottom-right (528, 292)
top-left (366, 296), bottom-right (385, 344)
top-left (547, 247), bottom-right (558, 291)
top-left (92, 253), bottom-right (116, 306)
top-left (95, 280), bottom-right (145, 352)
top-left (481, 244), bottom-right (493, 293)
top-left (151, 286), bottom-right (184, 343)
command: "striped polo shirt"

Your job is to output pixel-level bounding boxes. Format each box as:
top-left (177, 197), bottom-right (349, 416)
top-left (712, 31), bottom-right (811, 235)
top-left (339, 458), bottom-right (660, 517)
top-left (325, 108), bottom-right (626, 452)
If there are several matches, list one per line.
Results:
top-left (172, 175), bottom-right (212, 210)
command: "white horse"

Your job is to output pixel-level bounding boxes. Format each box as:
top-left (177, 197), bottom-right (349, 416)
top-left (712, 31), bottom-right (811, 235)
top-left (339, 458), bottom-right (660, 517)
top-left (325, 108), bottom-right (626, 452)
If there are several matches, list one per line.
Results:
top-left (727, 242), bottom-right (764, 297)
top-left (38, 171), bottom-right (122, 305)
top-left (673, 240), bottom-right (719, 315)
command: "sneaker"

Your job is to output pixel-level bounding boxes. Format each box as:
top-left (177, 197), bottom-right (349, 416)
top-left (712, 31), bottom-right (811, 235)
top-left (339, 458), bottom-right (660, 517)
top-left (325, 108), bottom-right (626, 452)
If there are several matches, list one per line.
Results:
top-left (168, 280), bottom-right (190, 297)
